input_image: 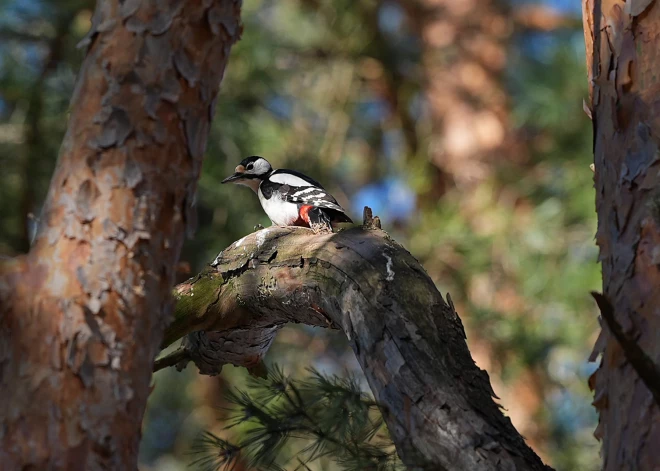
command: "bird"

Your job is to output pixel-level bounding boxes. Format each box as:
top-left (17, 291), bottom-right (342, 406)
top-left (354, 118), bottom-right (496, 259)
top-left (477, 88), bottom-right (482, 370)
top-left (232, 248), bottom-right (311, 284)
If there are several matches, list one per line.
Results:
top-left (221, 156), bottom-right (352, 232)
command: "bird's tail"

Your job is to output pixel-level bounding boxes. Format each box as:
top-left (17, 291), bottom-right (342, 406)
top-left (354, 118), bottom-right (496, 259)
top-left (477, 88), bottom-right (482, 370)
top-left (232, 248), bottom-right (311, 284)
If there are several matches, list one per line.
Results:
top-left (326, 209), bottom-right (353, 224)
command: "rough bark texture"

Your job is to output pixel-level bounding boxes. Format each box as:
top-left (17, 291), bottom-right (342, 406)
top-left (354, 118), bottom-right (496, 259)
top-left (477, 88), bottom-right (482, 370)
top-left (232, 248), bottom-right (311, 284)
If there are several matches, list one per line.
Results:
top-left (583, 0), bottom-right (660, 469)
top-left (0, 1), bottom-right (242, 469)
top-left (160, 224), bottom-right (551, 471)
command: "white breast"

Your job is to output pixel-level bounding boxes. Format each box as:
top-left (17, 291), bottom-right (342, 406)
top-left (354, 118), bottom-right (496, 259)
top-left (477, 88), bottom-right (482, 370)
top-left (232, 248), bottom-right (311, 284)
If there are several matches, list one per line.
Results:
top-left (258, 188), bottom-right (300, 226)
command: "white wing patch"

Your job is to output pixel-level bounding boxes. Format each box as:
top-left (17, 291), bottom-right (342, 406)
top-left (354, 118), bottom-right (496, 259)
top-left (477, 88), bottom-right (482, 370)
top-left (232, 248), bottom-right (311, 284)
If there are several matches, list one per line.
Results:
top-left (292, 187), bottom-right (318, 195)
top-left (269, 172), bottom-right (314, 187)
top-left (288, 187), bottom-right (344, 212)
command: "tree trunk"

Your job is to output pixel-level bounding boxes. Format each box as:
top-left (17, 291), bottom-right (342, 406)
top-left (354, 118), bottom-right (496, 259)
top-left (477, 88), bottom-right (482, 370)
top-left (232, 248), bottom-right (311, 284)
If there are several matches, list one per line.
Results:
top-left (0, 1), bottom-right (242, 468)
top-left (158, 218), bottom-right (552, 471)
top-left (404, 0), bottom-right (516, 193)
top-left (583, 0), bottom-right (660, 469)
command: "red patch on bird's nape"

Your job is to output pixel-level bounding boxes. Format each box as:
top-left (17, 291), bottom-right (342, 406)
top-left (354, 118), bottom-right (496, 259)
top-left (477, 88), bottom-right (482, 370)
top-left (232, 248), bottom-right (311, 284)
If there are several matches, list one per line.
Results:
top-left (297, 205), bottom-right (313, 227)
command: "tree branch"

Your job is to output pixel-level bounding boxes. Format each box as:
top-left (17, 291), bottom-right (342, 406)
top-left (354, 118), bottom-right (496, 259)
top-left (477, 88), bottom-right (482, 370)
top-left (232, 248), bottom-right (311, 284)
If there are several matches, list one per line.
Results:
top-left (591, 292), bottom-right (660, 406)
top-left (159, 222), bottom-right (551, 471)
top-left (0, 28), bottom-right (50, 43)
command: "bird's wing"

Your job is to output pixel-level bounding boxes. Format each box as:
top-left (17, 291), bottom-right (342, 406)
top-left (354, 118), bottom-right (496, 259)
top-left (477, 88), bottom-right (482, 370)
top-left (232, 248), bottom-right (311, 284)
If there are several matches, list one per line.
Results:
top-left (269, 169), bottom-right (325, 189)
top-left (284, 186), bottom-right (347, 213)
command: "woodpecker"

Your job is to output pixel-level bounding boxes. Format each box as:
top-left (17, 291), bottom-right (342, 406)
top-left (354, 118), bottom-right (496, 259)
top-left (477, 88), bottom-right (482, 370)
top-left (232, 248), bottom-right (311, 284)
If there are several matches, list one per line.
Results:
top-left (221, 156), bottom-right (353, 232)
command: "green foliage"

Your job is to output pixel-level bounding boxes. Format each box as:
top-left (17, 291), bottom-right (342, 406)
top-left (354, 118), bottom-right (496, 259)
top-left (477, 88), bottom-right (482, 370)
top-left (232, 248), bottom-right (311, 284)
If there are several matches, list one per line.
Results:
top-left (190, 367), bottom-right (402, 471)
top-left (1, 1), bottom-right (601, 470)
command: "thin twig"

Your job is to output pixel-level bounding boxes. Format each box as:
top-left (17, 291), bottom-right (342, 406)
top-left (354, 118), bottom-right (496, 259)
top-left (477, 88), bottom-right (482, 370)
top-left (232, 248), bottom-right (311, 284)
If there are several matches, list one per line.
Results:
top-left (0, 29), bottom-right (50, 42)
top-left (153, 347), bottom-right (190, 373)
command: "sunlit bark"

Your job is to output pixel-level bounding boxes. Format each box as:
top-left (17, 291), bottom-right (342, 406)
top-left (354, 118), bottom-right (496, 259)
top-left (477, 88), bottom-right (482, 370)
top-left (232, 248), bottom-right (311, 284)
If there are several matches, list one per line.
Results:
top-left (0, 1), bottom-right (242, 468)
top-left (584, 0), bottom-right (660, 469)
top-left (159, 222), bottom-right (552, 471)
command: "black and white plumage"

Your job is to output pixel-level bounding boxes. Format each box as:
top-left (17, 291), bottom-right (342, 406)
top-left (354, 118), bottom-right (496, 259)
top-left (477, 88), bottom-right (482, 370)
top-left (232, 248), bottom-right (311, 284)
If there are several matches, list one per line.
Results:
top-left (221, 156), bottom-right (353, 232)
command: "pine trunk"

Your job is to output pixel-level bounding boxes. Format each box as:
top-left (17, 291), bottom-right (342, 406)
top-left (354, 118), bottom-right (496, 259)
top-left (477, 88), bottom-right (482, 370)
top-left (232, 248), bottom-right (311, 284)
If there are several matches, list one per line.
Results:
top-left (583, 0), bottom-right (660, 469)
top-left (405, 0), bottom-right (515, 192)
top-left (0, 1), bottom-right (241, 468)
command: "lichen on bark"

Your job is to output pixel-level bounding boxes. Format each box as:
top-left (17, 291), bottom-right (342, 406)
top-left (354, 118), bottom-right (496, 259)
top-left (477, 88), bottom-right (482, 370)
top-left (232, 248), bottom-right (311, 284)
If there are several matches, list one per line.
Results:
top-left (160, 225), bottom-right (552, 471)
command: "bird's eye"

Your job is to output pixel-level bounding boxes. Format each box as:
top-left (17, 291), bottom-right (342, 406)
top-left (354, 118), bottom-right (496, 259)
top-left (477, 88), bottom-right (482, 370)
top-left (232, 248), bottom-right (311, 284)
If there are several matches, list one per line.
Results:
top-left (246, 163), bottom-right (254, 171)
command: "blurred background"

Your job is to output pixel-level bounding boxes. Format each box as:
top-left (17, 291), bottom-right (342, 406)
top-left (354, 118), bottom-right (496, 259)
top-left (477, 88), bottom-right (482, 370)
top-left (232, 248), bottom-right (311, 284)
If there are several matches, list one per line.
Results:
top-left (0, 0), bottom-right (601, 469)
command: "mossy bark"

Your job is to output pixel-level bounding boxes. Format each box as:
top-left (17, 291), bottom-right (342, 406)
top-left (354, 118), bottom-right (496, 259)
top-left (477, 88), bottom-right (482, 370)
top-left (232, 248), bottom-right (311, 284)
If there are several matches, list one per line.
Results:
top-left (161, 225), bottom-right (551, 471)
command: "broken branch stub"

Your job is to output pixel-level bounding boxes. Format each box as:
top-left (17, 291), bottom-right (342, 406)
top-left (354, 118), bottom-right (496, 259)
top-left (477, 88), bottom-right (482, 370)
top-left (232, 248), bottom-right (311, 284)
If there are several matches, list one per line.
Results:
top-left (161, 225), bottom-right (551, 471)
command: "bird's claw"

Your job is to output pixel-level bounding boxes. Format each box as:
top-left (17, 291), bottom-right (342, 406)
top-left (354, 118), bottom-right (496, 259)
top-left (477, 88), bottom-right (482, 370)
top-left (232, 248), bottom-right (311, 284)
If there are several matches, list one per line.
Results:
top-left (310, 222), bottom-right (333, 235)
top-left (254, 223), bottom-right (265, 231)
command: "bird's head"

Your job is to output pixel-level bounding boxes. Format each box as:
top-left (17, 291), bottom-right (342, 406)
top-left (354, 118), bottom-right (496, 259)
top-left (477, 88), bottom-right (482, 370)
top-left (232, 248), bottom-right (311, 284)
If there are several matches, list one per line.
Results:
top-left (221, 156), bottom-right (272, 191)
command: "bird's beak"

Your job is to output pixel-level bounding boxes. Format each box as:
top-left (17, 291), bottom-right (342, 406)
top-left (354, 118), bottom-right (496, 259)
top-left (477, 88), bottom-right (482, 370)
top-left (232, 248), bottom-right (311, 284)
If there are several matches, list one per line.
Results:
top-left (222, 165), bottom-right (246, 184)
top-left (221, 172), bottom-right (244, 184)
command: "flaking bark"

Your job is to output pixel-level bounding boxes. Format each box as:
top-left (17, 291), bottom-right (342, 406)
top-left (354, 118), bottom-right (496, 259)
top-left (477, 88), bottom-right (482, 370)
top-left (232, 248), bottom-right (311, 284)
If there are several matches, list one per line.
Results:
top-left (0, 0), bottom-right (242, 469)
top-left (583, 0), bottom-right (660, 468)
top-left (160, 226), bottom-right (551, 471)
